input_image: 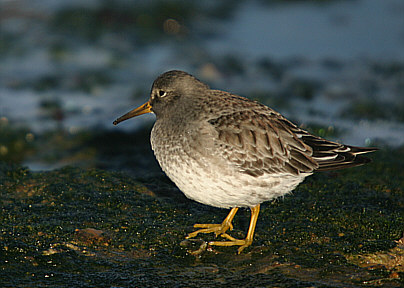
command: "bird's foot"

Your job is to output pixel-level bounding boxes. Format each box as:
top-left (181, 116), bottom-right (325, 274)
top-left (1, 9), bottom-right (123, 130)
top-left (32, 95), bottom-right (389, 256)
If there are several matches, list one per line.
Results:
top-left (209, 235), bottom-right (253, 254)
top-left (186, 223), bottom-right (251, 253)
top-left (184, 206), bottom-right (259, 254)
top-left (186, 222), bottom-right (234, 239)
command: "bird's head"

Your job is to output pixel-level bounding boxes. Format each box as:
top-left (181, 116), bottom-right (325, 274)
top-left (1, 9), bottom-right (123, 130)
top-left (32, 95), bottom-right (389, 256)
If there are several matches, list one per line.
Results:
top-left (113, 70), bottom-right (208, 125)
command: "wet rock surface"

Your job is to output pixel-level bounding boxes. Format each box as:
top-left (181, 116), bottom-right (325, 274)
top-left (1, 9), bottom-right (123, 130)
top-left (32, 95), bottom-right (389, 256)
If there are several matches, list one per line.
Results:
top-left (1, 142), bottom-right (403, 287)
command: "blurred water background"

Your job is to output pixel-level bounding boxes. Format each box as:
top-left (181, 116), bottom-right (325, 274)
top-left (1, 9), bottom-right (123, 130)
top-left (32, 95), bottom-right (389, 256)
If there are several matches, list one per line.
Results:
top-left (1, 0), bottom-right (404, 171)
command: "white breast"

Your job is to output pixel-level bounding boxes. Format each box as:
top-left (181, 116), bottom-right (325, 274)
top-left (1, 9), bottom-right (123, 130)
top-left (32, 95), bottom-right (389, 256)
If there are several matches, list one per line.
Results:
top-left (150, 121), bottom-right (309, 209)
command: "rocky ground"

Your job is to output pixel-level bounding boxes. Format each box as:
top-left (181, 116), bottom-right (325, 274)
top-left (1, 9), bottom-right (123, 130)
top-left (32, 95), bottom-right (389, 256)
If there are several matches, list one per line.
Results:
top-left (1, 130), bottom-right (403, 287)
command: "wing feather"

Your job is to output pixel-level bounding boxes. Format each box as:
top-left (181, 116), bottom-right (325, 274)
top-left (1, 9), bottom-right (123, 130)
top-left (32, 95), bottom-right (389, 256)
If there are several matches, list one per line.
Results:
top-left (208, 110), bottom-right (318, 177)
top-left (203, 91), bottom-right (376, 176)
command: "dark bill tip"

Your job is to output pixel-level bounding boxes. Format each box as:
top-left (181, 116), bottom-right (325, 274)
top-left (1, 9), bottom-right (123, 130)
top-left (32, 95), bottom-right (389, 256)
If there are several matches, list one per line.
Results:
top-left (113, 101), bottom-right (152, 125)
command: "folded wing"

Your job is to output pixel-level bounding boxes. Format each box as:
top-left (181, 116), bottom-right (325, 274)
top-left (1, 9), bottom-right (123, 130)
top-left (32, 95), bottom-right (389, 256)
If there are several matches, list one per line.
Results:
top-left (208, 107), bottom-right (376, 177)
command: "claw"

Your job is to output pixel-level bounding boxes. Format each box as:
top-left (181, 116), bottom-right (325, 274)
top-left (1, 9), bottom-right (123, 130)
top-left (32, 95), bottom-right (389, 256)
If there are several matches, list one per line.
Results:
top-left (186, 207), bottom-right (238, 239)
top-left (184, 204), bottom-right (260, 254)
top-left (209, 238), bottom-right (253, 254)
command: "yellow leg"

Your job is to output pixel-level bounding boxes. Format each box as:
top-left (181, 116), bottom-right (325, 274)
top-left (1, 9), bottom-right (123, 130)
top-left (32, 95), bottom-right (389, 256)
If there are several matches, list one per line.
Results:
top-left (209, 204), bottom-right (260, 254)
top-left (186, 207), bottom-right (239, 239)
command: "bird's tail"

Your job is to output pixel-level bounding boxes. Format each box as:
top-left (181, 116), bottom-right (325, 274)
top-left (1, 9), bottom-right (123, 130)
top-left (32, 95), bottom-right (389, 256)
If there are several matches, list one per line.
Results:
top-left (301, 135), bottom-right (378, 172)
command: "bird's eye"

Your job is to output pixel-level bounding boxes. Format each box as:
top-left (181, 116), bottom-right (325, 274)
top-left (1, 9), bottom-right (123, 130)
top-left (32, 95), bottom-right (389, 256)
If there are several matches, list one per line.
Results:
top-left (159, 90), bottom-right (167, 97)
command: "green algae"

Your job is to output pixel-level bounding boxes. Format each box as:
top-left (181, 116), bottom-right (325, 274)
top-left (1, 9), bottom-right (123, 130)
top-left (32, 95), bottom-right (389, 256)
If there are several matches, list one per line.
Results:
top-left (0, 121), bottom-right (35, 164)
top-left (0, 146), bottom-right (403, 287)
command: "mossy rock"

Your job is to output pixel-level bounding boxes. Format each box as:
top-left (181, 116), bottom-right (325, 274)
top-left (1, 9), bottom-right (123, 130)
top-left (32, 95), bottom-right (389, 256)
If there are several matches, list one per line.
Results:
top-left (0, 147), bottom-right (403, 287)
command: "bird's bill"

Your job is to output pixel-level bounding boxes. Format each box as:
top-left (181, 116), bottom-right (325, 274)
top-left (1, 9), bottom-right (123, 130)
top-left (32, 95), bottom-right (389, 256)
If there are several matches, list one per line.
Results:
top-left (113, 100), bottom-right (152, 125)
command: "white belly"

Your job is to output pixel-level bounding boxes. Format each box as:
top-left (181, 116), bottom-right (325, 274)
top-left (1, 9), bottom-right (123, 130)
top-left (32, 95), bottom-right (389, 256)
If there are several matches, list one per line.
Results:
top-left (150, 124), bottom-right (309, 208)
